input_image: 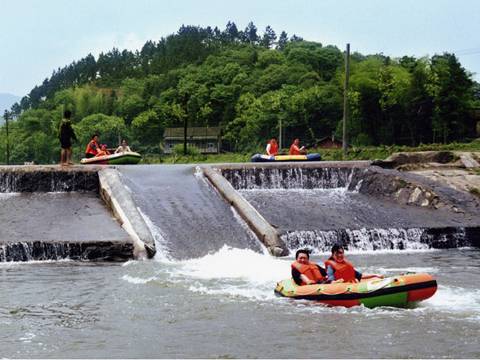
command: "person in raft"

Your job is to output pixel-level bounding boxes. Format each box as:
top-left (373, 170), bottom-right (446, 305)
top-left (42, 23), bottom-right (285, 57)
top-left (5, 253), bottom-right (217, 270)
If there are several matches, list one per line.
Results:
top-left (115, 139), bottom-right (132, 154)
top-left (265, 137), bottom-right (279, 156)
top-left (58, 110), bottom-right (77, 166)
top-left (325, 244), bottom-right (384, 283)
top-left (289, 138), bottom-right (307, 155)
top-left (85, 134), bottom-right (100, 158)
top-left (95, 144), bottom-right (111, 157)
top-left (291, 249), bottom-right (327, 285)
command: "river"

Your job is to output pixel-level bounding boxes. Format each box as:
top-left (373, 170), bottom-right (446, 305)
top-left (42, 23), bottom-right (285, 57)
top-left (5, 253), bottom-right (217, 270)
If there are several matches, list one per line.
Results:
top-left (1, 247), bottom-right (479, 358)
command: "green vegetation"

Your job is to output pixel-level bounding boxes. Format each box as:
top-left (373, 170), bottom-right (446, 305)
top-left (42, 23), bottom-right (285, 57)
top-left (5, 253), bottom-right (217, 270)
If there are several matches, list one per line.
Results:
top-left (469, 187), bottom-right (480, 198)
top-left (1, 22), bottom-right (479, 164)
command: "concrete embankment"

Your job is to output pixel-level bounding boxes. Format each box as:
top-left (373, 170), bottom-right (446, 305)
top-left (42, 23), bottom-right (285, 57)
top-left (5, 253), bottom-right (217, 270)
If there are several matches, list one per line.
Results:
top-left (98, 168), bottom-right (156, 259)
top-left (0, 165), bottom-right (152, 262)
top-left (201, 166), bottom-right (288, 256)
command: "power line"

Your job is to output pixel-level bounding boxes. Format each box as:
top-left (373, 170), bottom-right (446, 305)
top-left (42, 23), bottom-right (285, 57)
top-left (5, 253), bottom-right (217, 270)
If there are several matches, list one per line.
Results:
top-left (453, 47), bottom-right (480, 56)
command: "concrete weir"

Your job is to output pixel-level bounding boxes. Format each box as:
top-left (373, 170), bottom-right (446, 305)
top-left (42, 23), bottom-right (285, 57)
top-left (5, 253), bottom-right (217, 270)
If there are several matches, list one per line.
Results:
top-left (200, 161), bottom-right (480, 256)
top-left (0, 165), bottom-right (155, 262)
top-left (201, 161), bottom-right (371, 256)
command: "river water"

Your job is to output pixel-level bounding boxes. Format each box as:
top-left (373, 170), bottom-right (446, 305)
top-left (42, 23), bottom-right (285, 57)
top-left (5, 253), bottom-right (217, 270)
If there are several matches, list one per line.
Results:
top-left (1, 247), bottom-right (479, 358)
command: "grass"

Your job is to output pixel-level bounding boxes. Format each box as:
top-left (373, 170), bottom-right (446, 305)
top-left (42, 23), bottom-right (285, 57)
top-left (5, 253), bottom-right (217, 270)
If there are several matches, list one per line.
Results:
top-left (469, 187), bottom-right (480, 198)
top-left (140, 139), bottom-right (480, 164)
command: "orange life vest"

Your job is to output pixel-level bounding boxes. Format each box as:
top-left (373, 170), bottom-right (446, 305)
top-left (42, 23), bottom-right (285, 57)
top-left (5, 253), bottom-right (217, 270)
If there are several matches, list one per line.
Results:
top-left (267, 141), bottom-right (279, 156)
top-left (324, 258), bottom-right (356, 283)
top-left (289, 144), bottom-right (301, 155)
top-left (291, 261), bottom-right (325, 285)
top-left (85, 140), bottom-right (99, 156)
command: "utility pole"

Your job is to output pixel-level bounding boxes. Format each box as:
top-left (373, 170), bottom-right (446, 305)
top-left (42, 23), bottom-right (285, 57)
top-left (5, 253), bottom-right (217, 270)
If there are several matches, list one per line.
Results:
top-left (278, 118), bottom-right (282, 150)
top-left (183, 115), bottom-right (188, 155)
top-left (4, 110), bottom-right (10, 165)
top-left (342, 43), bottom-right (350, 158)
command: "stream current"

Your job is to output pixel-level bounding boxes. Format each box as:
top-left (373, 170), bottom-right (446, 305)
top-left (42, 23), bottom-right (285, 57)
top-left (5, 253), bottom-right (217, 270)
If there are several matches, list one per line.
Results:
top-left (1, 247), bottom-right (479, 358)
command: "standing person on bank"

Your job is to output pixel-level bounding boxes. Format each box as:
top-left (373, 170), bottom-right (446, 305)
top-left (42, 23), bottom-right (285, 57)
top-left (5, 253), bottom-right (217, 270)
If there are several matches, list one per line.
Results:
top-left (58, 110), bottom-right (77, 166)
top-left (289, 138), bottom-right (307, 155)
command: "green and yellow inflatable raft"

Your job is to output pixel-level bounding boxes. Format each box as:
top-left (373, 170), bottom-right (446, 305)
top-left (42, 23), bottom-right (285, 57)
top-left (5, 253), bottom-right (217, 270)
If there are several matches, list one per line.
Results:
top-left (275, 273), bottom-right (437, 308)
top-left (80, 151), bottom-right (142, 165)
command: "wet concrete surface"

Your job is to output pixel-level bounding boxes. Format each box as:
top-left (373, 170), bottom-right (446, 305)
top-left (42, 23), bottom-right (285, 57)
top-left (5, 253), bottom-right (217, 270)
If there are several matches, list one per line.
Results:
top-left (117, 165), bottom-right (263, 259)
top-left (239, 188), bottom-right (479, 232)
top-left (0, 192), bottom-right (130, 243)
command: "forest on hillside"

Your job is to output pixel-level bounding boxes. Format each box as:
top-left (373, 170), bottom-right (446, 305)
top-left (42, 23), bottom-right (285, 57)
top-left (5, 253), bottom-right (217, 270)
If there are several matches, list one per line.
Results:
top-left (2, 21), bottom-right (479, 164)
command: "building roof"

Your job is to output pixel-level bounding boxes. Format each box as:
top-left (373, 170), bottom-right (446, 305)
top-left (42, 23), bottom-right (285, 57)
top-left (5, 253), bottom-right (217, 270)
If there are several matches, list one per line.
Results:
top-left (164, 127), bottom-right (221, 140)
top-left (316, 136), bottom-right (343, 145)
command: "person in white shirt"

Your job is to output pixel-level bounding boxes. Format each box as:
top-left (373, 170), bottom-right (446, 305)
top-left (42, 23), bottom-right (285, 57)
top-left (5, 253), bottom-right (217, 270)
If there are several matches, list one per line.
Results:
top-left (115, 139), bottom-right (132, 154)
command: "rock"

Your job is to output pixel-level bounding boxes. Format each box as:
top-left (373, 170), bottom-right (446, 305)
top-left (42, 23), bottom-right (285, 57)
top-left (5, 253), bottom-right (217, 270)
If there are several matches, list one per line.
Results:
top-left (459, 153), bottom-right (480, 168)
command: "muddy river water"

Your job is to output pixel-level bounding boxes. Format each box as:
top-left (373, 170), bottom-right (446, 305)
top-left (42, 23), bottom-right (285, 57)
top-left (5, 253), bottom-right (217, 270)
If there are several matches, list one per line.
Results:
top-left (1, 248), bottom-right (479, 358)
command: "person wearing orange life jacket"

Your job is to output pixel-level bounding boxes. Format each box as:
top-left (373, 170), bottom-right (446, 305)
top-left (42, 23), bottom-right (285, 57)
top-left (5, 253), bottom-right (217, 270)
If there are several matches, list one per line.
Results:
top-left (265, 137), bottom-right (279, 156)
top-left (291, 249), bottom-right (327, 286)
top-left (325, 244), bottom-right (384, 283)
top-left (85, 134), bottom-right (100, 158)
top-left (289, 138), bottom-right (307, 155)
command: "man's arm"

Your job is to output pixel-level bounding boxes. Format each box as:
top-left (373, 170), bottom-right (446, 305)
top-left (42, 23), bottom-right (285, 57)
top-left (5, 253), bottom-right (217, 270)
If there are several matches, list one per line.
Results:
top-left (292, 268), bottom-right (302, 285)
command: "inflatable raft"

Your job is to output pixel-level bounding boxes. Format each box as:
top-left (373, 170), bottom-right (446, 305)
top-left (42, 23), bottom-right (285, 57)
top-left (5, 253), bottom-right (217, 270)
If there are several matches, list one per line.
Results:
top-left (251, 153), bottom-right (321, 162)
top-left (275, 273), bottom-right (437, 308)
top-left (80, 151), bottom-right (142, 165)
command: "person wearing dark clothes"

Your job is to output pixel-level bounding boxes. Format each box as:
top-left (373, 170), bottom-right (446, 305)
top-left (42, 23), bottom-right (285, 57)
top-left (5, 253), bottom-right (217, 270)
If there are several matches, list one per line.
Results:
top-left (291, 249), bottom-right (327, 286)
top-left (59, 110), bottom-right (77, 166)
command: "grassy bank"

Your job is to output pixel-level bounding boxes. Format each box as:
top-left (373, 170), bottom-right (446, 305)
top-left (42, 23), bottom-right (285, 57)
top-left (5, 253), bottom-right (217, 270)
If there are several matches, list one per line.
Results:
top-left (141, 139), bottom-right (480, 164)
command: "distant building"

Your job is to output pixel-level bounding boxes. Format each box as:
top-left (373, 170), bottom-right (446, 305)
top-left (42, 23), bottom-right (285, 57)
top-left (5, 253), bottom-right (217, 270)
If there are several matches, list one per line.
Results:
top-left (315, 135), bottom-right (343, 149)
top-left (163, 127), bottom-right (222, 154)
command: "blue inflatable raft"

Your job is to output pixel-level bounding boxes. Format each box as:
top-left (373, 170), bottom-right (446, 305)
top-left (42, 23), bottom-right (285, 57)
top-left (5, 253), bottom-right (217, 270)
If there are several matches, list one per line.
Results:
top-left (251, 153), bottom-right (322, 162)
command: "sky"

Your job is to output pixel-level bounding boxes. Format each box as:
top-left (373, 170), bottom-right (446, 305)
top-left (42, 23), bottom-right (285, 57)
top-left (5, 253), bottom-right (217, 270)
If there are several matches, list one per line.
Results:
top-left (1, 0), bottom-right (480, 97)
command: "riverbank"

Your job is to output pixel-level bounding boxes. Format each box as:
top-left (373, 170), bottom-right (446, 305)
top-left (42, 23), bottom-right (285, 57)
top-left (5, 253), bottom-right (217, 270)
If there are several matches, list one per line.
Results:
top-left (141, 139), bottom-right (480, 164)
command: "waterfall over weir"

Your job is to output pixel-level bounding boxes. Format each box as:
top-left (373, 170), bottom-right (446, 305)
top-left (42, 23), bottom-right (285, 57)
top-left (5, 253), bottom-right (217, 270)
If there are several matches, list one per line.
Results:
top-left (0, 167), bottom-right (133, 262)
top-left (221, 166), bottom-right (359, 190)
top-left (0, 241), bottom-right (133, 262)
top-left (221, 165), bottom-right (480, 252)
top-left (0, 168), bottom-right (98, 192)
top-left (282, 227), bottom-right (477, 254)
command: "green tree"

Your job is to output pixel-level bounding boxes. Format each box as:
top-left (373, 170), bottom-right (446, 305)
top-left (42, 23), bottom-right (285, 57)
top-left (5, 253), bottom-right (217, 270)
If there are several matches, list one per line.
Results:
top-left (74, 114), bottom-right (126, 150)
top-left (260, 26), bottom-right (277, 48)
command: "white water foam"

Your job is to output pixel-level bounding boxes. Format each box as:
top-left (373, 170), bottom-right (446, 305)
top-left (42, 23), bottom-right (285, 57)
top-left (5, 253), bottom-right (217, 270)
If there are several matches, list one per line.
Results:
top-left (423, 285), bottom-right (480, 314)
top-left (229, 206), bottom-right (270, 255)
top-left (153, 246), bottom-right (290, 301)
top-left (0, 258), bottom-right (73, 266)
top-left (121, 274), bottom-right (158, 284)
top-left (137, 208), bottom-right (172, 262)
top-left (0, 192), bottom-right (21, 199)
top-left (240, 187), bottom-right (349, 197)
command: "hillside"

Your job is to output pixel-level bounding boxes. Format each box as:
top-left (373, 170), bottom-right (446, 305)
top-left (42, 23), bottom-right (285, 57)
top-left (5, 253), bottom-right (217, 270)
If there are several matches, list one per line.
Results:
top-left (1, 22), bottom-right (479, 165)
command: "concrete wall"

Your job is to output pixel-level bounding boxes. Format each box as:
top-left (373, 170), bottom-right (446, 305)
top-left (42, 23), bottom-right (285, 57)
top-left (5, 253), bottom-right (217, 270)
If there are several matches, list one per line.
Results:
top-left (98, 168), bottom-right (156, 259)
top-left (201, 166), bottom-right (288, 256)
